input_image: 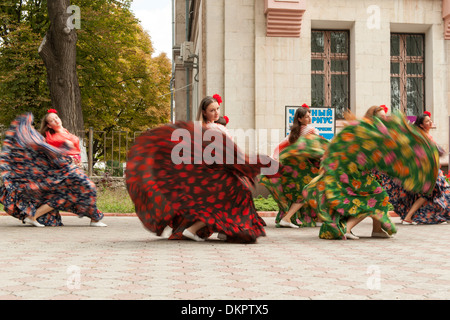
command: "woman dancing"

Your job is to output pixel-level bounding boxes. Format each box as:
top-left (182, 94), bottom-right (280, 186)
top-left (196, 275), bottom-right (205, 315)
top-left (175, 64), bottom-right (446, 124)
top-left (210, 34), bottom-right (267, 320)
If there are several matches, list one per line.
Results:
top-left (0, 113), bottom-right (106, 227)
top-left (260, 105), bottom-right (328, 228)
top-left (40, 109), bottom-right (82, 167)
top-left (126, 95), bottom-right (279, 243)
top-left (302, 110), bottom-right (439, 239)
top-left (379, 111), bottom-right (450, 225)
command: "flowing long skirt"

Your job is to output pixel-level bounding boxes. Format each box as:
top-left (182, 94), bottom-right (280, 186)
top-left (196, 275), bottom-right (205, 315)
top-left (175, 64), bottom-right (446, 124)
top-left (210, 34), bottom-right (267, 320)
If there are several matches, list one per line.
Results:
top-left (303, 113), bottom-right (439, 239)
top-left (260, 134), bottom-right (328, 227)
top-left (126, 121), bottom-right (280, 243)
top-left (0, 114), bottom-right (103, 226)
top-left (379, 170), bottom-right (450, 224)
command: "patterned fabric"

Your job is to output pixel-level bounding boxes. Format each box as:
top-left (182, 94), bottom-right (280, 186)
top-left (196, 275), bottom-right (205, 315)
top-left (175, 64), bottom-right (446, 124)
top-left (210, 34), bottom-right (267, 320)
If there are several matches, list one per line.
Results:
top-left (378, 170), bottom-right (450, 224)
top-left (0, 113), bottom-right (103, 226)
top-left (125, 121), bottom-right (280, 243)
top-left (260, 134), bottom-right (329, 227)
top-left (303, 112), bottom-right (439, 239)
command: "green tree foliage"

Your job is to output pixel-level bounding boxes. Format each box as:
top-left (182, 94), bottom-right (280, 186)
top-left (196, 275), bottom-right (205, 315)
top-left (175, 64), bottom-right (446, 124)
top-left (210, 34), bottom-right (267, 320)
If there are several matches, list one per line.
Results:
top-left (75, 0), bottom-right (171, 133)
top-left (0, 0), bottom-right (171, 158)
top-left (0, 0), bottom-right (51, 126)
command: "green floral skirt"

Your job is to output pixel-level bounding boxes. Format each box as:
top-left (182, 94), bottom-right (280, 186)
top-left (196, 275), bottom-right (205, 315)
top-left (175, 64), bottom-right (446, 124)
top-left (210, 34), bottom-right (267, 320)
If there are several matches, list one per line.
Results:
top-left (260, 134), bottom-right (329, 227)
top-left (303, 113), bottom-right (439, 239)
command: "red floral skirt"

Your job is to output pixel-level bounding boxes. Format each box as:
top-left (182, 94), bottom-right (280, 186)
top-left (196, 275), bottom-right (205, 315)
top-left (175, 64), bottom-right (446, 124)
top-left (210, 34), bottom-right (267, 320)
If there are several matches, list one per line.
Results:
top-left (126, 121), bottom-right (280, 243)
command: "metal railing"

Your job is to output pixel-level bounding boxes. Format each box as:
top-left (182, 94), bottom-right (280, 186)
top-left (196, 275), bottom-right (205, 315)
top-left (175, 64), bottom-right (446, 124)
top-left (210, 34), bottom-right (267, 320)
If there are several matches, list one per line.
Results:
top-left (0, 128), bottom-right (144, 178)
top-left (79, 128), bottom-right (143, 178)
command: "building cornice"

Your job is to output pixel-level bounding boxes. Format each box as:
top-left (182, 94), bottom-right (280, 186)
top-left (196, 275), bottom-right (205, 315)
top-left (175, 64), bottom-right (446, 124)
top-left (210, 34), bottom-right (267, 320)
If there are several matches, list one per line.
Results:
top-left (264, 0), bottom-right (306, 38)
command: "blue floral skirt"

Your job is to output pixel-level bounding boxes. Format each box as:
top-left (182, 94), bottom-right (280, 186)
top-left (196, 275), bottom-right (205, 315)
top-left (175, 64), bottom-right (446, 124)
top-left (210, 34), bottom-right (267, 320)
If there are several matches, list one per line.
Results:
top-left (0, 114), bottom-right (103, 226)
top-left (378, 170), bottom-right (450, 224)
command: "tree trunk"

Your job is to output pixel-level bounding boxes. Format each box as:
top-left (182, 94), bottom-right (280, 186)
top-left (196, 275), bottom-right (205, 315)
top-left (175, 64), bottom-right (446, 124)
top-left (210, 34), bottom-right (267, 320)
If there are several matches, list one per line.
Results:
top-left (38, 0), bottom-right (83, 136)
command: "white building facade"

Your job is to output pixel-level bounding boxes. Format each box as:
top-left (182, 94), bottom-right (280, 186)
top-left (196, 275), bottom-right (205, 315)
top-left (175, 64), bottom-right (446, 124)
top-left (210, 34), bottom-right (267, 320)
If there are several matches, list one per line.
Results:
top-left (172, 0), bottom-right (450, 162)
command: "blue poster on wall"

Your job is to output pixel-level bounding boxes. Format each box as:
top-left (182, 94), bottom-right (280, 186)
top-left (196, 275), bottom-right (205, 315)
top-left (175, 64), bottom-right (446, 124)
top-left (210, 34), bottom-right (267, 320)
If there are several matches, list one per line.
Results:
top-left (285, 106), bottom-right (336, 140)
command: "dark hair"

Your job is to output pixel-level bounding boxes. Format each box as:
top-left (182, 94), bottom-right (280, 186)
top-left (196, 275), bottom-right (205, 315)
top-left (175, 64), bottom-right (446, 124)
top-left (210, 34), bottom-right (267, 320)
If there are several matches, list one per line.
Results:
top-left (215, 116), bottom-right (227, 126)
top-left (413, 114), bottom-right (428, 129)
top-left (196, 96), bottom-right (220, 123)
top-left (288, 107), bottom-right (310, 144)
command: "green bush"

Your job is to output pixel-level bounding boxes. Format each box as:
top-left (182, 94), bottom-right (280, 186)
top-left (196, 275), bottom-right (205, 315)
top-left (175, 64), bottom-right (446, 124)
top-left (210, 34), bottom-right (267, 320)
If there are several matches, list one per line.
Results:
top-left (105, 160), bottom-right (124, 177)
top-left (253, 195), bottom-right (278, 211)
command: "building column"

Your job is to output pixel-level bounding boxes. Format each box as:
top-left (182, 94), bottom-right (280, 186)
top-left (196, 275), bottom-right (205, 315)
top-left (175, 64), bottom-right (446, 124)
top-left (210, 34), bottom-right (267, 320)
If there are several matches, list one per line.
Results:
top-left (444, 0), bottom-right (450, 39)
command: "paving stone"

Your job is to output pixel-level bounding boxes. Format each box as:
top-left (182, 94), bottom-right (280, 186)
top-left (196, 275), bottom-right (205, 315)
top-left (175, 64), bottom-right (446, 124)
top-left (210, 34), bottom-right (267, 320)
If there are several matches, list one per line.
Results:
top-left (1, 215), bottom-right (450, 300)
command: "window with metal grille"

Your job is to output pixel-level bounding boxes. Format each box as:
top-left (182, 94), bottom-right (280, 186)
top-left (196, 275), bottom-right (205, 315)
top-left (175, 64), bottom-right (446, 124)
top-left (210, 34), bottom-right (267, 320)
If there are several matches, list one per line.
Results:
top-left (390, 33), bottom-right (425, 116)
top-left (311, 30), bottom-right (350, 119)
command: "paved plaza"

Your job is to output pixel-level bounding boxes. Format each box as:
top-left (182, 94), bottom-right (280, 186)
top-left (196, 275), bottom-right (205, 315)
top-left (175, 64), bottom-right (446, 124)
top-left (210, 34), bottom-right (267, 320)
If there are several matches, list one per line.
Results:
top-left (0, 214), bottom-right (449, 301)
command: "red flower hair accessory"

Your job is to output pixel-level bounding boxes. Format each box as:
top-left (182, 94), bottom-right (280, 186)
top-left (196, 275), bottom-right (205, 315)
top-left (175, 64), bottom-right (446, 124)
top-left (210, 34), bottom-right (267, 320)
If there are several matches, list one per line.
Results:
top-left (424, 111), bottom-right (431, 117)
top-left (301, 103), bottom-right (309, 109)
top-left (380, 105), bottom-right (388, 113)
top-left (213, 94), bottom-right (222, 105)
top-left (223, 116), bottom-right (229, 124)
top-left (47, 109), bottom-right (57, 114)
